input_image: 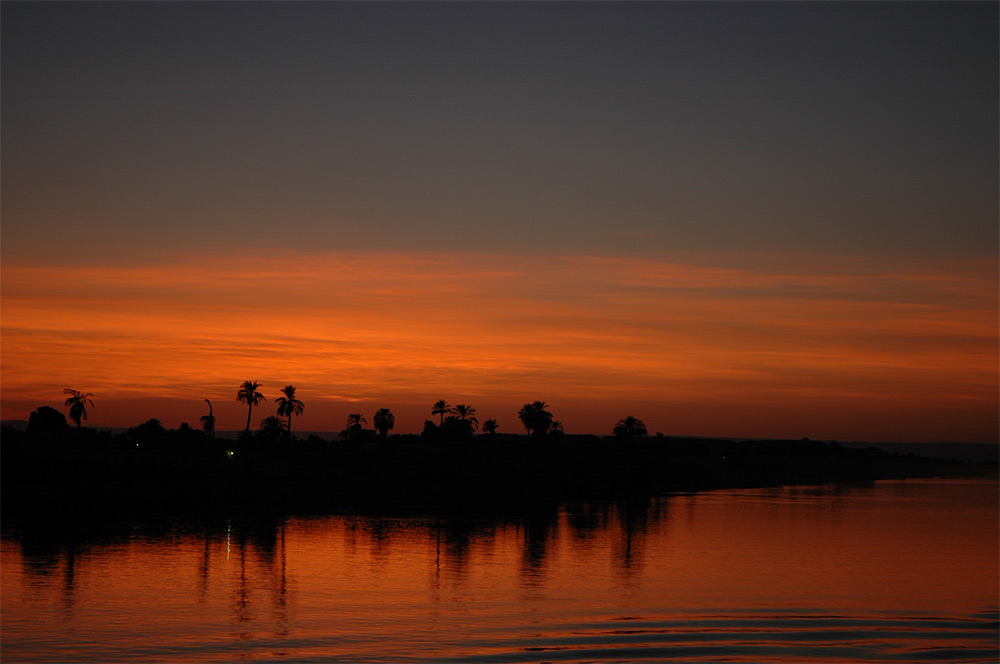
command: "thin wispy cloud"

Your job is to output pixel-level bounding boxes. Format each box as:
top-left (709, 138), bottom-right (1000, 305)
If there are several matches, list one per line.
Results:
top-left (2, 250), bottom-right (995, 441)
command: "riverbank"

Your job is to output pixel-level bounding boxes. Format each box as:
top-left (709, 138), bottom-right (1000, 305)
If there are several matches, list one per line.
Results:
top-left (2, 425), bottom-right (992, 518)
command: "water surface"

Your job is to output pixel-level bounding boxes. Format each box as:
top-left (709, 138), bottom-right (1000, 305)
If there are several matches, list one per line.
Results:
top-left (3, 478), bottom-right (996, 662)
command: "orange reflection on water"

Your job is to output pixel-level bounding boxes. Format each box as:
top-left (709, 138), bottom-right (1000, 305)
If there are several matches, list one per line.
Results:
top-left (2, 480), bottom-right (997, 662)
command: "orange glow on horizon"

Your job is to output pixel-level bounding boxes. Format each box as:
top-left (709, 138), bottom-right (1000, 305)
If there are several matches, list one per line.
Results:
top-left (1, 250), bottom-right (996, 442)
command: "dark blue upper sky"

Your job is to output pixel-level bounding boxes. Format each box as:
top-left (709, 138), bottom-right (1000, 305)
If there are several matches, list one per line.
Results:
top-left (3, 1), bottom-right (997, 262)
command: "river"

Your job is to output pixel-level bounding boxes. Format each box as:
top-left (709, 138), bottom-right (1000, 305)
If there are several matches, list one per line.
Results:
top-left (2, 478), bottom-right (996, 662)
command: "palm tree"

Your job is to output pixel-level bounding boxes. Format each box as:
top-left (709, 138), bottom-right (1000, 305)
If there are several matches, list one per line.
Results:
top-left (517, 403), bottom-right (534, 436)
top-left (345, 412), bottom-right (367, 441)
top-left (200, 399), bottom-right (215, 440)
top-left (237, 381), bottom-right (265, 433)
top-left (258, 415), bottom-right (288, 442)
top-left (63, 389), bottom-right (94, 428)
top-left (518, 401), bottom-right (553, 438)
top-left (453, 404), bottom-right (479, 432)
top-left (431, 399), bottom-right (454, 427)
top-left (373, 408), bottom-right (395, 438)
top-left (482, 419), bottom-right (498, 437)
top-left (613, 415), bottom-right (648, 440)
top-left (275, 385), bottom-right (305, 437)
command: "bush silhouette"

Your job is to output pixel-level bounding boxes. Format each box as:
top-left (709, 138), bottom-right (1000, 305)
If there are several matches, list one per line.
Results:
top-left (28, 406), bottom-right (70, 439)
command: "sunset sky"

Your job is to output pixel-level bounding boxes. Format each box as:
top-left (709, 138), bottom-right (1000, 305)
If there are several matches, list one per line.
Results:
top-left (2, 2), bottom-right (997, 442)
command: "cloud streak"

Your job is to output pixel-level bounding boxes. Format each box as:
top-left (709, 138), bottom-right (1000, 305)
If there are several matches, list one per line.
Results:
top-left (2, 250), bottom-right (996, 442)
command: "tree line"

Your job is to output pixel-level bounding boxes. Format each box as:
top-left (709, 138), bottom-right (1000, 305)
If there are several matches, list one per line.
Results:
top-left (9, 387), bottom-right (981, 515)
top-left (59, 383), bottom-right (652, 442)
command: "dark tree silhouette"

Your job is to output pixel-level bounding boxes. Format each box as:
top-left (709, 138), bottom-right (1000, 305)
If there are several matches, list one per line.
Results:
top-left (613, 415), bottom-right (648, 440)
top-left (130, 418), bottom-right (166, 444)
top-left (275, 385), bottom-right (305, 437)
top-left (344, 412), bottom-right (366, 440)
top-left (482, 418), bottom-right (498, 437)
top-left (517, 404), bottom-right (532, 436)
top-left (454, 404), bottom-right (479, 431)
top-left (200, 399), bottom-right (215, 440)
top-left (258, 415), bottom-right (288, 442)
top-left (432, 400), bottom-right (454, 427)
top-left (518, 401), bottom-right (553, 438)
top-left (28, 405), bottom-right (70, 438)
top-left (63, 389), bottom-right (94, 428)
top-left (373, 408), bottom-right (395, 438)
top-left (442, 414), bottom-right (465, 438)
top-left (237, 381), bottom-right (265, 433)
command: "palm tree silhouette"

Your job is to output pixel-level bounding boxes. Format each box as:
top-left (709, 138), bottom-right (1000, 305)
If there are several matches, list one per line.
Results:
top-left (200, 399), bottom-right (215, 440)
top-left (518, 401), bottom-right (553, 438)
top-left (237, 381), bottom-right (266, 433)
top-left (613, 415), bottom-right (648, 440)
top-left (517, 403), bottom-right (533, 436)
top-left (275, 385), bottom-right (305, 437)
top-left (63, 389), bottom-right (94, 428)
top-left (482, 419), bottom-right (498, 438)
top-left (345, 412), bottom-right (367, 441)
top-left (258, 415), bottom-right (288, 442)
top-left (373, 408), bottom-right (395, 438)
top-left (431, 400), bottom-right (454, 427)
top-left (453, 404), bottom-right (479, 432)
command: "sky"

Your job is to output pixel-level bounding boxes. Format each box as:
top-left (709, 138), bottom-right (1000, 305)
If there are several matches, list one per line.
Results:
top-left (2, 2), bottom-right (997, 442)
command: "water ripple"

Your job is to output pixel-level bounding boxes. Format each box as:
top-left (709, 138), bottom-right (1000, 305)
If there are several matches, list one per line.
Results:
top-left (437, 612), bottom-right (1000, 664)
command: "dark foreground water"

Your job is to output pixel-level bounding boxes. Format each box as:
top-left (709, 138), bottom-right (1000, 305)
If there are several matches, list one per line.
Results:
top-left (2, 478), bottom-right (997, 663)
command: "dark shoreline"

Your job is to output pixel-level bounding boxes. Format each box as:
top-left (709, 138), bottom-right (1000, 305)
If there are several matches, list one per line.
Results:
top-left (2, 425), bottom-right (993, 520)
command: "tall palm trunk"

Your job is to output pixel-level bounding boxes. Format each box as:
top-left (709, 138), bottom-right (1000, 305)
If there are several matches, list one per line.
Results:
top-left (205, 399), bottom-right (214, 441)
top-left (245, 403), bottom-right (253, 432)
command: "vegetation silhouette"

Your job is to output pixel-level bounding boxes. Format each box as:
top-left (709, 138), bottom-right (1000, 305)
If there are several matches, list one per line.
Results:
top-left (342, 413), bottom-right (367, 441)
top-left (518, 401), bottom-right (553, 439)
top-left (63, 389), bottom-right (94, 428)
top-left (237, 381), bottom-right (265, 433)
top-left (2, 388), bottom-right (992, 518)
top-left (373, 408), bottom-right (395, 438)
top-left (441, 414), bottom-right (473, 439)
top-left (454, 404), bottom-right (479, 432)
top-left (613, 416), bottom-right (648, 441)
top-left (275, 385), bottom-right (304, 438)
top-left (28, 405), bottom-right (71, 440)
top-left (258, 416), bottom-right (288, 443)
top-left (131, 418), bottom-right (166, 441)
top-left (200, 399), bottom-right (215, 441)
top-left (432, 400), bottom-right (454, 427)
top-left (421, 419), bottom-right (438, 438)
